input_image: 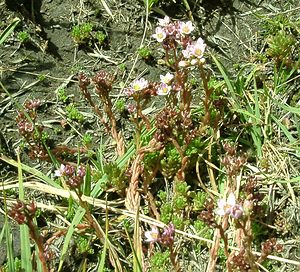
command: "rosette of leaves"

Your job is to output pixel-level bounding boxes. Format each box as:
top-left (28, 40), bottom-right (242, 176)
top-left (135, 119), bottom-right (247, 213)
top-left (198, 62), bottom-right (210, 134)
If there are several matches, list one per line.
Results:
top-left (185, 137), bottom-right (205, 166)
top-left (157, 181), bottom-right (191, 229)
top-left (103, 163), bottom-right (126, 193)
top-left (160, 144), bottom-right (181, 179)
top-left (71, 23), bottom-right (107, 47)
top-left (143, 151), bottom-right (160, 171)
top-left (71, 23), bottom-right (93, 45)
top-left (266, 30), bottom-right (297, 67)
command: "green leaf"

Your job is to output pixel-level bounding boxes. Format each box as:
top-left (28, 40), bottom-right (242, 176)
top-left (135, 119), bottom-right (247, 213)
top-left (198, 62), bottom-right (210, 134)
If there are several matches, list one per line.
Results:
top-left (98, 200), bottom-right (108, 272)
top-left (58, 207), bottom-right (86, 271)
top-left (0, 17), bottom-right (20, 45)
top-left (274, 176), bottom-right (300, 184)
top-left (83, 164), bottom-right (91, 196)
top-left (3, 214), bottom-right (15, 272)
top-left (17, 152), bottom-right (32, 272)
top-left (270, 115), bottom-right (296, 143)
top-left (0, 155), bottom-right (62, 189)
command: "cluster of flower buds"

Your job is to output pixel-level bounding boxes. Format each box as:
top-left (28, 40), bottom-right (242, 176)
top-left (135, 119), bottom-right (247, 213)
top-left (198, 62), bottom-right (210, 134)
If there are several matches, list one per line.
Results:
top-left (154, 108), bottom-right (195, 143)
top-left (144, 223), bottom-right (175, 246)
top-left (228, 249), bottom-right (251, 271)
top-left (16, 99), bottom-right (41, 139)
top-left (78, 70), bottom-right (115, 101)
top-left (16, 100), bottom-right (49, 160)
top-left (9, 200), bottom-right (37, 225)
top-left (28, 142), bottom-right (49, 160)
top-left (55, 163), bottom-right (86, 190)
top-left (198, 199), bottom-right (217, 228)
top-left (93, 70), bottom-right (114, 95)
top-left (221, 143), bottom-right (247, 177)
top-left (154, 108), bottom-right (178, 142)
top-left (24, 99), bottom-right (41, 111)
top-left (152, 16), bottom-right (206, 67)
top-left (261, 238), bottom-right (283, 256)
top-left (78, 72), bottom-right (91, 99)
top-left (17, 117), bottom-right (34, 138)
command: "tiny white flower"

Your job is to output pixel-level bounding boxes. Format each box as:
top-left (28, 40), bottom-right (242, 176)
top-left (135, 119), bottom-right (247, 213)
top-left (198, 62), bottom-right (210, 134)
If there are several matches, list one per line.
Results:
top-left (215, 193), bottom-right (236, 216)
top-left (157, 82), bottom-right (171, 96)
top-left (55, 164), bottom-right (66, 177)
top-left (192, 38), bottom-right (206, 58)
top-left (215, 198), bottom-right (227, 216)
top-left (145, 226), bottom-right (159, 243)
top-left (215, 192), bottom-right (243, 219)
top-left (182, 38), bottom-right (206, 63)
top-left (179, 21), bottom-right (194, 35)
top-left (158, 16), bottom-right (170, 27)
top-left (178, 60), bottom-right (189, 67)
top-left (227, 192), bottom-right (236, 206)
top-left (131, 78), bottom-right (148, 91)
top-left (152, 27), bottom-right (167, 43)
top-left (190, 59), bottom-right (199, 65)
top-left (182, 48), bottom-right (190, 59)
top-left (160, 72), bottom-right (174, 84)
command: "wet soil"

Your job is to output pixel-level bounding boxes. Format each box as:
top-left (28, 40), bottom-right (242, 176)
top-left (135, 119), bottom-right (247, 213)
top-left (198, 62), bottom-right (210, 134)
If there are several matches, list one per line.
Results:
top-left (1, 0), bottom-right (296, 161)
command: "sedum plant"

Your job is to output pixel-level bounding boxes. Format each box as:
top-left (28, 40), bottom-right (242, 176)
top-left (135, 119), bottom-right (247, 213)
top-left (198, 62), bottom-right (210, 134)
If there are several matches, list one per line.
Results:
top-left (5, 13), bottom-right (298, 272)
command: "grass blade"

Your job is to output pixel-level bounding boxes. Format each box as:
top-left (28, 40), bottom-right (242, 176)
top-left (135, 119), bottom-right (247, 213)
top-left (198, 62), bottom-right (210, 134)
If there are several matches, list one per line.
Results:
top-left (58, 207), bottom-right (86, 271)
top-left (133, 206), bottom-right (143, 272)
top-left (0, 155), bottom-right (62, 189)
top-left (211, 54), bottom-right (238, 103)
top-left (16, 151), bottom-right (32, 272)
top-left (0, 17), bottom-right (20, 45)
top-left (270, 115), bottom-right (297, 143)
top-left (98, 199), bottom-right (108, 271)
top-left (83, 164), bottom-right (91, 196)
top-left (2, 192), bottom-right (15, 272)
top-left (124, 220), bottom-right (143, 272)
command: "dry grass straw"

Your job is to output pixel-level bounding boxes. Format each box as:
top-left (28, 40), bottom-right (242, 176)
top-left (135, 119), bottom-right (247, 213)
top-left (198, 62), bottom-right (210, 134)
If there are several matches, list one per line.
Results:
top-left (1, 180), bottom-right (299, 267)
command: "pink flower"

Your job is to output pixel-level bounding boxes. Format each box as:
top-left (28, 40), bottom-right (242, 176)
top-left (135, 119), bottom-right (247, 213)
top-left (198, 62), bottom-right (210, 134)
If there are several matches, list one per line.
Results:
top-left (144, 226), bottom-right (159, 243)
top-left (160, 223), bottom-right (175, 245)
top-left (157, 82), bottom-right (171, 96)
top-left (179, 21), bottom-right (194, 35)
top-left (152, 27), bottom-right (167, 42)
top-left (215, 192), bottom-right (243, 219)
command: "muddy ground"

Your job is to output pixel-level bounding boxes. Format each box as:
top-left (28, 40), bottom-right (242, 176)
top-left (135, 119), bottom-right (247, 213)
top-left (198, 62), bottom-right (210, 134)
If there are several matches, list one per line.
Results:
top-left (1, 0), bottom-right (298, 162)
